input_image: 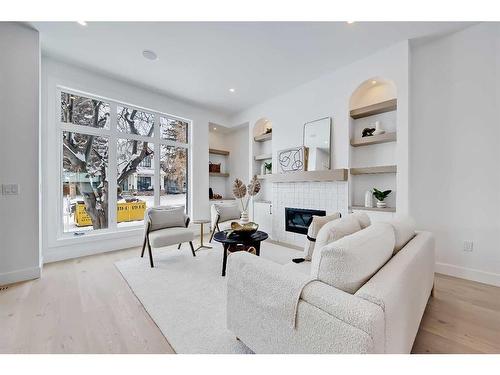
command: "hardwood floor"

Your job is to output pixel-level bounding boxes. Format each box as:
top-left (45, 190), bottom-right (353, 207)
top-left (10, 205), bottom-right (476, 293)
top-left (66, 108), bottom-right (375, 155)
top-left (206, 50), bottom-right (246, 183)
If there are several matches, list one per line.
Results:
top-left (1, 247), bottom-right (499, 354)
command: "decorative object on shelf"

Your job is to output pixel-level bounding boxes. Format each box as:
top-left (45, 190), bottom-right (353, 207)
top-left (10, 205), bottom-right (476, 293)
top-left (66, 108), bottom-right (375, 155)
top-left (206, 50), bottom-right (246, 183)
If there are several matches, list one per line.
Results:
top-left (372, 121), bottom-right (385, 135)
top-left (209, 187), bottom-right (214, 199)
top-left (212, 193), bottom-right (223, 200)
top-left (372, 188), bottom-right (392, 208)
top-left (362, 127), bottom-right (376, 137)
top-left (232, 176), bottom-right (261, 223)
top-left (303, 117), bottom-right (331, 171)
top-left (278, 146), bottom-right (308, 173)
top-left (364, 190), bottom-right (373, 208)
top-left (209, 162), bottom-right (221, 173)
top-left (264, 161), bottom-right (272, 174)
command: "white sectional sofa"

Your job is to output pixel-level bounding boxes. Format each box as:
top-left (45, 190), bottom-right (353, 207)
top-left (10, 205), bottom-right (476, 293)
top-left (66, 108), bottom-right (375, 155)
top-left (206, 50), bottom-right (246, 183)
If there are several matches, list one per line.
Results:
top-left (226, 215), bottom-right (435, 353)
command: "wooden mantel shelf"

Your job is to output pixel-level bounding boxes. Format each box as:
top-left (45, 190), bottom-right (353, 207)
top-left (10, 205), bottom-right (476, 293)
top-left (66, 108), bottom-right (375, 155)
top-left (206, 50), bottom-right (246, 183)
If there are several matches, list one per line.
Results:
top-left (350, 165), bottom-right (397, 175)
top-left (267, 169), bottom-right (348, 183)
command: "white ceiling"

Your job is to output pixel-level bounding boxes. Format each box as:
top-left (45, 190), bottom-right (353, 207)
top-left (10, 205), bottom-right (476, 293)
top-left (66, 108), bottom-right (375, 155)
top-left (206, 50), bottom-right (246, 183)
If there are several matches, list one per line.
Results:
top-left (31, 22), bottom-right (473, 116)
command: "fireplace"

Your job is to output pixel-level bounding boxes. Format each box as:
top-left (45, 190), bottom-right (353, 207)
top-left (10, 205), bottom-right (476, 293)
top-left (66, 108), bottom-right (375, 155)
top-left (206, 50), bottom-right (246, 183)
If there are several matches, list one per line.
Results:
top-left (285, 207), bottom-right (326, 235)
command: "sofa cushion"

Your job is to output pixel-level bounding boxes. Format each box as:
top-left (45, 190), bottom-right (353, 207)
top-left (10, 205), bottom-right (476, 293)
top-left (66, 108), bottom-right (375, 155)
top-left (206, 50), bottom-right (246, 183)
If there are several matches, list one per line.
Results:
top-left (147, 206), bottom-right (186, 231)
top-left (314, 215), bottom-right (362, 254)
top-left (388, 215), bottom-right (416, 255)
top-left (350, 212), bottom-right (371, 229)
top-left (303, 212), bottom-right (341, 260)
top-left (214, 203), bottom-right (241, 223)
top-left (148, 226), bottom-right (194, 248)
top-left (311, 222), bottom-right (395, 294)
top-left (283, 259), bottom-right (312, 275)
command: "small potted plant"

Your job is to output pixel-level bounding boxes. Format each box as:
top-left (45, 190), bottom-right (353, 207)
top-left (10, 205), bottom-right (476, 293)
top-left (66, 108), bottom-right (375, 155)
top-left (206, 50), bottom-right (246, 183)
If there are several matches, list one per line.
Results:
top-left (264, 161), bottom-right (272, 175)
top-left (372, 188), bottom-right (392, 208)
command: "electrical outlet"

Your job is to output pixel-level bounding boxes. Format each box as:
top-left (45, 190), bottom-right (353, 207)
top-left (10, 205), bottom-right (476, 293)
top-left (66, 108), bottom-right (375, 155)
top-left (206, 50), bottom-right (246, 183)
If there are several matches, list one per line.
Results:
top-left (1, 184), bottom-right (19, 196)
top-left (463, 240), bottom-right (474, 252)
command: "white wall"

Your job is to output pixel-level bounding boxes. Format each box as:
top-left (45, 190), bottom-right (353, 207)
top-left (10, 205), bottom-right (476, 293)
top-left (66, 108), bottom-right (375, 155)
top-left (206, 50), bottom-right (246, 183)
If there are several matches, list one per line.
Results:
top-left (410, 23), bottom-right (500, 286)
top-left (42, 57), bottom-right (229, 262)
top-left (0, 23), bottom-right (40, 285)
top-left (230, 41), bottom-right (410, 213)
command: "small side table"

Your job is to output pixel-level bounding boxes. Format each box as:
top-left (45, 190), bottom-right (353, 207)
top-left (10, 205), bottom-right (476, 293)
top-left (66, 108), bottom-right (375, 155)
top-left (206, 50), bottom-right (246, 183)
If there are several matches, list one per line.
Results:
top-left (192, 219), bottom-right (212, 251)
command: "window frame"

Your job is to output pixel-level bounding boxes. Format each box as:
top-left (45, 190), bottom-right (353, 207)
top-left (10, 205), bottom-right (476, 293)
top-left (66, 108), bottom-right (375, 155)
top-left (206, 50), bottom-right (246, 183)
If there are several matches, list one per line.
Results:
top-left (57, 86), bottom-right (191, 238)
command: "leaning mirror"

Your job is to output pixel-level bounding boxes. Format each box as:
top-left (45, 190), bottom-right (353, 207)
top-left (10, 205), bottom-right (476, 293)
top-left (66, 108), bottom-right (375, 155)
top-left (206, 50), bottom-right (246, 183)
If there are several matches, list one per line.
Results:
top-left (303, 117), bottom-right (331, 171)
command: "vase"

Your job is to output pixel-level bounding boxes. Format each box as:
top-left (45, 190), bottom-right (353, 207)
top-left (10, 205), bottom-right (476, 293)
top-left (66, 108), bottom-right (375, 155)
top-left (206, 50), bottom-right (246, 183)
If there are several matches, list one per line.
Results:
top-left (239, 210), bottom-right (249, 224)
top-left (364, 190), bottom-right (373, 208)
top-left (372, 121), bottom-right (385, 135)
top-left (376, 200), bottom-right (387, 208)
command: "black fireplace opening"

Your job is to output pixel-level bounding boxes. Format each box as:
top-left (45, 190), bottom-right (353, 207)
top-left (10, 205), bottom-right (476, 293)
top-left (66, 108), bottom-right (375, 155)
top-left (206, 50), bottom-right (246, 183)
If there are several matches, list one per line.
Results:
top-left (285, 207), bottom-right (326, 235)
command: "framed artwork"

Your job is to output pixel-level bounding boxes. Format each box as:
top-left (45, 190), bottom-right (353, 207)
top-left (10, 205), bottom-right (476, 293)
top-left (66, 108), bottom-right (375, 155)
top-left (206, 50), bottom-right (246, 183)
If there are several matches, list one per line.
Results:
top-left (278, 146), bottom-right (308, 173)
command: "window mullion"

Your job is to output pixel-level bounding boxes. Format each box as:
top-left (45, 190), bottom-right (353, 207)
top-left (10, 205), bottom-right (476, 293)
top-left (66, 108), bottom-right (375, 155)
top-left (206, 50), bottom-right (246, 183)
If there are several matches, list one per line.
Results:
top-left (154, 113), bottom-right (161, 207)
top-left (108, 102), bottom-right (118, 230)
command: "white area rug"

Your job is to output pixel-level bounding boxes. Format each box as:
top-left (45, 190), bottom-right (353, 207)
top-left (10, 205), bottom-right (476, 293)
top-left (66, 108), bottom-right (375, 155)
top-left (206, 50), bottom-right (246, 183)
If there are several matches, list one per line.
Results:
top-left (115, 241), bottom-right (301, 353)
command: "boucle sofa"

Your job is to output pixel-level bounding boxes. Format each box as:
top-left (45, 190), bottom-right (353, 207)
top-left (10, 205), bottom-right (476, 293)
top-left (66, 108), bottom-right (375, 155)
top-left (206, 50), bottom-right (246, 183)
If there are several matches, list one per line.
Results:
top-left (226, 215), bottom-right (435, 353)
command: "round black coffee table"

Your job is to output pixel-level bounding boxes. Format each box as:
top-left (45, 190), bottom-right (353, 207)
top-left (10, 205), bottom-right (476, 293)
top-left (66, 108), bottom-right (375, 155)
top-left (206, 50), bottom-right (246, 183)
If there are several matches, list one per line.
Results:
top-left (213, 230), bottom-right (269, 276)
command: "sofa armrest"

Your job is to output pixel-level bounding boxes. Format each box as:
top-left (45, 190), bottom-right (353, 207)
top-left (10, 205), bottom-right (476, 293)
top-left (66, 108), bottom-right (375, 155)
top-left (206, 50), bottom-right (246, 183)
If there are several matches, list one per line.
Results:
top-left (300, 281), bottom-right (385, 351)
top-left (227, 253), bottom-right (385, 353)
top-left (227, 252), bottom-right (312, 328)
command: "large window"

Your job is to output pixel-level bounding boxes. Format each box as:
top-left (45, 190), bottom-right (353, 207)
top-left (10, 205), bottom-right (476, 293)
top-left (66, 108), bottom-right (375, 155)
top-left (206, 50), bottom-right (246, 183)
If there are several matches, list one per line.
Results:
top-left (60, 89), bottom-right (190, 234)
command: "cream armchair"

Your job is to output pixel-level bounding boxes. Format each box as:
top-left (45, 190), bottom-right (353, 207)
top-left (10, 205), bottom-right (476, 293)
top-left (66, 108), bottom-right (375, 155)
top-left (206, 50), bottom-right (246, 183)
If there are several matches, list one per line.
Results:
top-left (141, 206), bottom-right (195, 267)
top-left (209, 203), bottom-right (241, 242)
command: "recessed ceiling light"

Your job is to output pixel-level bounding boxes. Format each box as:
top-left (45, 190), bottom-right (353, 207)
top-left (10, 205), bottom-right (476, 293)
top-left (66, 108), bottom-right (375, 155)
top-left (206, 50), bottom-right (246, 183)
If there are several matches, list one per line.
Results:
top-left (213, 127), bottom-right (217, 130)
top-left (142, 50), bottom-right (158, 61)
top-left (229, 88), bottom-right (235, 93)
top-left (371, 80), bottom-right (377, 85)
top-left (347, 21), bottom-right (355, 24)
top-left (77, 21), bottom-right (87, 26)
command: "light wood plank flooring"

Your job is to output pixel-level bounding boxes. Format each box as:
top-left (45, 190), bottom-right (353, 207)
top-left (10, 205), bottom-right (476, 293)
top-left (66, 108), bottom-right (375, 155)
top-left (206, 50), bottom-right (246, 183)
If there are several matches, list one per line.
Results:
top-left (1, 247), bottom-right (499, 354)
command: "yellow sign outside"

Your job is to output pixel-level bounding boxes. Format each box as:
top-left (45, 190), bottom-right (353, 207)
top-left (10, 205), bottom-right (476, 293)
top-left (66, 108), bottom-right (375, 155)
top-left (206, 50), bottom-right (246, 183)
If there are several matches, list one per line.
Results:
top-left (75, 201), bottom-right (146, 226)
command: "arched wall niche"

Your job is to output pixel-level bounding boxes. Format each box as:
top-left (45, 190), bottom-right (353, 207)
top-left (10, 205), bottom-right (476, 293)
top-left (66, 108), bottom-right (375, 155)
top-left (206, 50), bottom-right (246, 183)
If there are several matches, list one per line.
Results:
top-left (253, 117), bottom-right (272, 138)
top-left (349, 77), bottom-right (397, 110)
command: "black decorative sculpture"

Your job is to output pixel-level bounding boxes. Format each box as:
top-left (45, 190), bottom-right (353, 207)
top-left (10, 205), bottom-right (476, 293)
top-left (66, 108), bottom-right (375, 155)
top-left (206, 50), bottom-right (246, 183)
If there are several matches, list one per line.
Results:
top-left (362, 127), bottom-right (376, 137)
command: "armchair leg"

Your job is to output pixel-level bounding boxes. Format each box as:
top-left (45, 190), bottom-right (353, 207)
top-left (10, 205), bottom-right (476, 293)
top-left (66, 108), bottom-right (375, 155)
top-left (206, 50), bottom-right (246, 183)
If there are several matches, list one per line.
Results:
top-left (178, 243), bottom-right (182, 250)
top-left (147, 237), bottom-right (154, 268)
top-left (141, 234), bottom-right (147, 258)
top-left (209, 227), bottom-right (216, 242)
top-left (189, 241), bottom-right (196, 257)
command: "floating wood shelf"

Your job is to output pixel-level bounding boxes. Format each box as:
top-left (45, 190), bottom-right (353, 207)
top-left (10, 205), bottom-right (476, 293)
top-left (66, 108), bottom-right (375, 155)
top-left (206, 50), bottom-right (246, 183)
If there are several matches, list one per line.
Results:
top-left (209, 172), bottom-right (230, 177)
top-left (268, 169), bottom-right (348, 183)
top-left (254, 153), bottom-right (272, 161)
top-left (256, 174), bottom-right (272, 180)
top-left (209, 148), bottom-right (230, 156)
top-left (350, 165), bottom-right (397, 175)
top-left (254, 133), bottom-right (272, 142)
top-left (351, 205), bottom-right (396, 213)
top-left (351, 132), bottom-right (397, 147)
top-left (350, 99), bottom-right (397, 119)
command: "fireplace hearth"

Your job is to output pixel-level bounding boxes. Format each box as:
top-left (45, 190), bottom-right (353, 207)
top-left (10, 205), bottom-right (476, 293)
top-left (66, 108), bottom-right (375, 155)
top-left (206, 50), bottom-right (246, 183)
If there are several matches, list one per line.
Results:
top-left (285, 207), bottom-right (326, 235)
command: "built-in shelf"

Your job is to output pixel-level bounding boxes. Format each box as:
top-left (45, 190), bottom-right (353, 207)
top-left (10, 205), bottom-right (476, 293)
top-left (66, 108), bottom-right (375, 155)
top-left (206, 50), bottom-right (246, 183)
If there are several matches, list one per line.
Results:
top-left (350, 165), bottom-right (397, 175)
top-left (209, 172), bottom-right (230, 177)
top-left (257, 174), bottom-right (272, 180)
top-left (350, 99), bottom-right (397, 119)
top-left (350, 132), bottom-right (397, 147)
top-left (209, 148), bottom-right (230, 156)
top-left (351, 205), bottom-right (396, 213)
top-left (267, 169), bottom-right (348, 183)
top-left (254, 153), bottom-right (272, 161)
top-left (210, 198), bottom-right (235, 201)
top-left (254, 133), bottom-right (272, 142)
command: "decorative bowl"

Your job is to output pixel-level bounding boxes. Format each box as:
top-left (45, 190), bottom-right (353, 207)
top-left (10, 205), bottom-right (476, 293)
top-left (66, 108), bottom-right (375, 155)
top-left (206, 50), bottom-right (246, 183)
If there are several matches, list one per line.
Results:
top-left (228, 221), bottom-right (259, 236)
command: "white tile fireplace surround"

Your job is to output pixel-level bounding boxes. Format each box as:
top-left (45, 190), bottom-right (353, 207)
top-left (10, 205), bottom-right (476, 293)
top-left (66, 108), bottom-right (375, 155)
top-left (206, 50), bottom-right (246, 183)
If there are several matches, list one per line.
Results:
top-left (272, 181), bottom-right (348, 247)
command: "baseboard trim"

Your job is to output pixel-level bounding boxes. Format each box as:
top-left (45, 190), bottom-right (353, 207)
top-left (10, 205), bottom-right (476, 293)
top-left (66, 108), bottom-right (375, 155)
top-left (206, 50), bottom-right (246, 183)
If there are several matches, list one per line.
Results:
top-left (436, 262), bottom-right (500, 287)
top-left (0, 266), bottom-right (41, 286)
top-left (267, 239), bottom-right (302, 251)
